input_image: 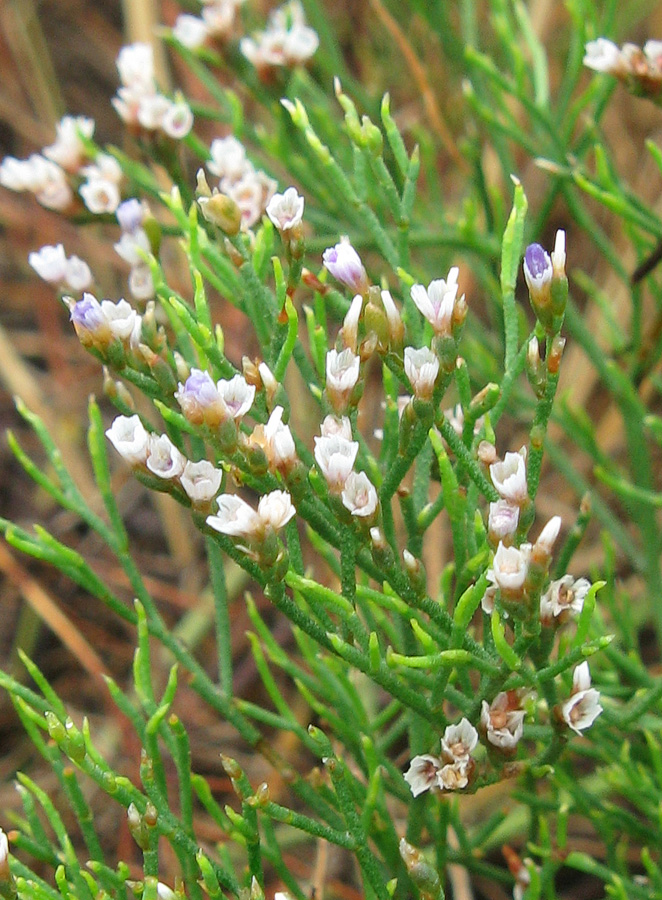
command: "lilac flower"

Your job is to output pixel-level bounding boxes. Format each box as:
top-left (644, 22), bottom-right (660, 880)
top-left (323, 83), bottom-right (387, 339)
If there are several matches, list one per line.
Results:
top-left (116, 198), bottom-right (146, 232)
top-left (175, 369), bottom-right (227, 426)
top-left (322, 239), bottom-right (368, 293)
top-left (70, 293), bottom-right (112, 346)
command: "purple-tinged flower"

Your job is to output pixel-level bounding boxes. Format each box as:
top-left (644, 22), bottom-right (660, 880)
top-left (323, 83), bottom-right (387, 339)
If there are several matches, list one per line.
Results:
top-left (105, 415), bottom-right (150, 466)
top-left (560, 662), bottom-right (602, 734)
top-left (117, 198), bottom-right (147, 232)
top-left (341, 471), bottom-right (378, 518)
top-left (523, 243), bottom-right (552, 310)
top-left (217, 374), bottom-right (255, 420)
top-left (146, 434), bottom-right (186, 479)
top-left (322, 239), bottom-right (368, 293)
top-left (70, 293), bottom-right (112, 346)
top-left (175, 369), bottom-right (226, 426)
top-left (180, 460), bottom-right (223, 505)
top-left (488, 500), bottom-right (520, 544)
top-left (404, 347), bottom-right (439, 400)
top-left (410, 268), bottom-right (461, 336)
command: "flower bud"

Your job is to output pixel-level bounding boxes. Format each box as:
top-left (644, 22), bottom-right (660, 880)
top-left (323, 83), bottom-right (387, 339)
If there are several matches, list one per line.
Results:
top-left (198, 193), bottom-right (242, 235)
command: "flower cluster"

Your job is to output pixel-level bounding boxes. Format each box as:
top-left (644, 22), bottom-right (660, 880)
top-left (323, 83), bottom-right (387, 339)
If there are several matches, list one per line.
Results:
top-left (172, 0), bottom-right (246, 49)
top-left (199, 135), bottom-right (277, 231)
top-left (106, 415), bottom-right (223, 506)
top-left (29, 244), bottom-right (92, 293)
top-left (112, 43), bottom-right (193, 141)
top-left (584, 38), bottom-right (662, 98)
top-left (404, 719), bottom-right (478, 796)
top-left (0, 114), bottom-right (94, 211)
top-left (240, 1), bottom-right (319, 73)
top-left (114, 199), bottom-right (155, 301)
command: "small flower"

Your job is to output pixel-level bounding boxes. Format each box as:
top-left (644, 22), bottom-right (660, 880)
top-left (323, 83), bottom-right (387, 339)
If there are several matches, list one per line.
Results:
top-left (322, 239), bottom-right (368, 293)
top-left (240, 1), bottom-right (318, 70)
top-left (534, 515), bottom-right (562, 558)
top-left (43, 115), bottom-right (94, 172)
top-left (114, 229), bottom-right (151, 267)
top-left (207, 494), bottom-right (261, 538)
top-left (180, 460), bottom-right (223, 504)
top-left (256, 490), bottom-right (296, 530)
top-left (340, 294), bottom-right (363, 353)
top-left (560, 662), bottom-right (602, 734)
top-left (320, 415), bottom-right (353, 441)
top-left (101, 298), bottom-right (139, 342)
top-left (116, 43), bottom-right (155, 92)
top-left (551, 229), bottom-right (566, 280)
top-left (217, 374), bottom-right (256, 420)
top-left (583, 38), bottom-right (626, 75)
top-left (172, 14), bottom-right (210, 49)
top-left (403, 754), bottom-right (443, 797)
top-left (437, 758), bottom-right (470, 791)
top-left (207, 136), bottom-right (248, 181)
top-left (105, 415), bottom-right (150, 466)
top-left (64, 256), bottom-right (93, 292)
top-left (117, 198), bottom-right (147, 232)
top-left (488, 542), bottom-right (531, 595)
top-left (480, 585), bottom-right (497, 615)
top-left (380, 289), bottom-right (404, 345)
top-left (70, 293), bottom-right (112, 346)
top-left (80, 178), bottom-right (121, 215)
top-left (266, 187), bottom-right (305, 231)
top-left (341, 471), bottom-right (378, 518)
top-left (146, 434), bottom-right (187, 479)
top-left (441, 718), bottom-right (478, 761)
top-left (481, 692), bottom-right (526, 750)
top-left (263, 406), bottom-right (297, 471)
top-left (404, 347), bottom-right (439, 400)
top-left (162, 99), bottom-right (194, 140)
top-left (523, 243), bottom-right (552, 310)
top-left (176, 369), bottom-right (227, 426)
top-left (29, 244), bottom-right (68, 283)
top-left (488, 500), bottom-right (520, 544)
top-left (489, 447), bottom-right (528, 505)
top-left (325, 348), bottom-right (360, 411)
top-left (128, 265), bottom-right (155, 301)
top-left (540, 575), bottom-right (591, 622)
top-left (313, 434), bottom-right (358, 491)
top-left (410, 268), bottom-right (461, 336)
top-left (156, 884), bottom-right (177, 900)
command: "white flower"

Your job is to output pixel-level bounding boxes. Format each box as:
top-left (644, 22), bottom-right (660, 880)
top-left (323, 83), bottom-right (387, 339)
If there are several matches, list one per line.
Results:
top-left (64, 256), bottom-right (93, 292)
top-left (551, 229), bottom-right (566, 280)
top-left (162, 99), bottom-right (194, 140)
top-left (583, 38), bottom-right (624, 74)
top-left (34, 159), bottom-right (73, 210)
top-left (403, 754), bottom-right (442, 797)
top-left (29, 244), bottom-right (68, 283)
top-left (441, 718), bottom-right (478, 761)
top-left (136, 94), bottom-right (172, 131)
top-left (488, 542), bottom-right (531, 594)
top-left (43, 115), bottom-right (94, 171)
top-left (217, 374), bottom-right (256, 420)
top-left (481, 693), bottom-right (525, 750)
top-left (320, 415), bottom-right (352, 441)
top-left (207, 136), bottom-right (248, 181)
top-left (263, 406), bottom-right (297, 470)
top-left (534, 515), bottom-right (562, 556)
top-left (227, 169), bottom-right (277, 230)
top-left (180, 460), bottom-right (223, 504)
top-left (488, 500), bottom-right (520, 543)
top-left (202, 1), bottom-right (237, 38)
top-left (325, 347), bottom-right (360, 411)
top-left (540, 575), bottom-right (591, 621)
top-left (207, 494), bottom-right (262, 538)
top-left (340, 294), bottom-right (363, 353)
top-left (80, 179), bottom-right (121, 215)
top-left (100, 298), bottom-right (139, 342)
top-left (437, 758), bottom-right (470, 791)
top-left (173, 14), bottom-right (210, 49)
top-left (128, 266), bottom-right (155, 301)
top-left (481, 585), bottom-right (497, 615)
top-left (156, 885), bottom-right (177, 900)
top-left (257, 490), bottom-right (296, 530)
top-left (116, 43), bottom-right (155, 91)
top-left (240, 1), bottom-right (318, 69)
top-left (489, 447), bottom-right (528, 505)
top-left (341, 471), bottom-right (378, 518)
top-left (146, 434), bottom-right (187, 479)
top-left (105, 415), bottom-right (150, 466)
top-left (313, 434), bottom-right (358, 491)
top-left (266, 187), bottom-right (304, 231)
top-left (410, 268), bottom-right (461, 335)
top-left (114, 229), bottom-right (151, 266)
top-left (561, 662), bottom-right (602, 734)
top-left (404, 347), bottom-right (439, 400)
top-left (322, 239), bottom-right (367, 293)
top-left (644, 40), bottom-right (662, 68)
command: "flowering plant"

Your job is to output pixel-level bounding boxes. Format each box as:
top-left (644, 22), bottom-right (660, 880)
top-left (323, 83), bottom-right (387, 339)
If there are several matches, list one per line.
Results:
top-left (1, 2), bottom-right (662, 900)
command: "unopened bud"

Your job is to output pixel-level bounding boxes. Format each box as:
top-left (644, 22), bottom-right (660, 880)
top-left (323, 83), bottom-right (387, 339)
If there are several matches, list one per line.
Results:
top-left (196, 168), bottom-right (212, 198)
top-left (258, 362), bottom-right (278, 405)
top-left (477, 440), bottom-right (498, 466)
top-left (242, 356), bottom-right (261, 387)
top-left (0, 827), bottom-right (9, 881)
top-left (548, 335), bottom-right (566, 374)
top-left (198, 193), bottom-right (242, 235)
